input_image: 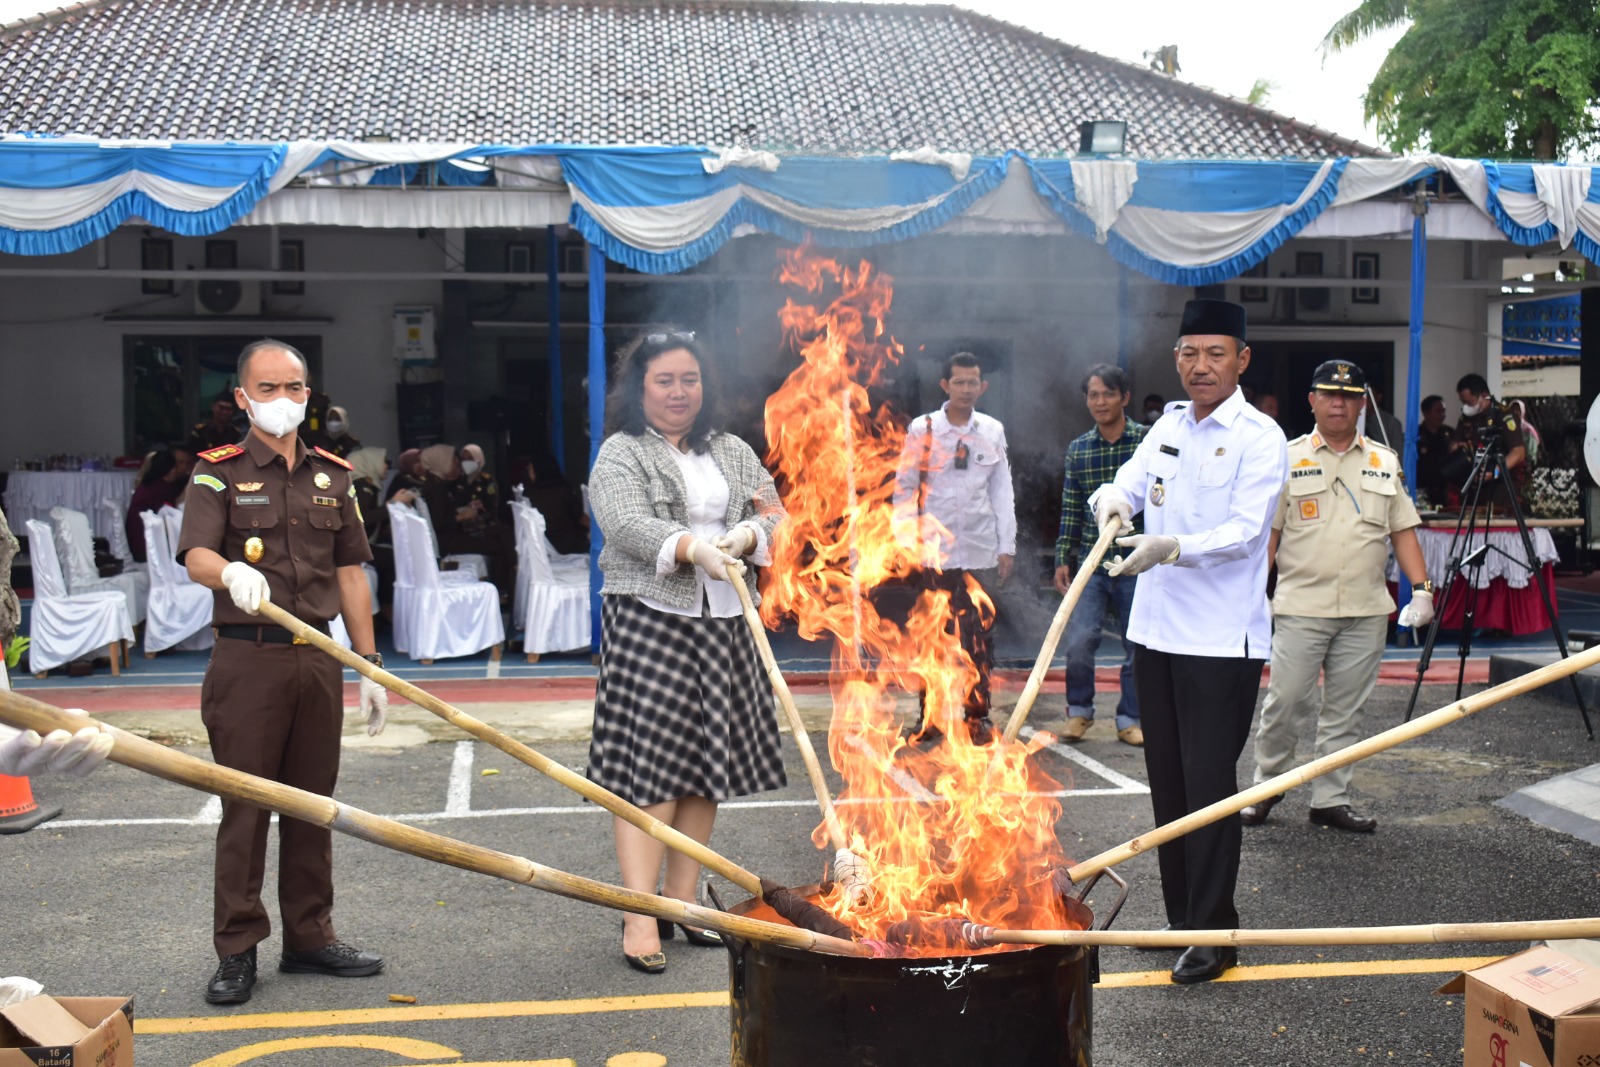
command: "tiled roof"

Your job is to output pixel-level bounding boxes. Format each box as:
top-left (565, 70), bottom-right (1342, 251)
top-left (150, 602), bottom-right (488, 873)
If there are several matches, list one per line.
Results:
top-left (0, 0), bottom-right (1385, 157)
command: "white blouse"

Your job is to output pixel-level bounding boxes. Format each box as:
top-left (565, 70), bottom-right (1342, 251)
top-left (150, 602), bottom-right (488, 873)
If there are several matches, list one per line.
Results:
top-left (642, 443), bottom-right (750, 619)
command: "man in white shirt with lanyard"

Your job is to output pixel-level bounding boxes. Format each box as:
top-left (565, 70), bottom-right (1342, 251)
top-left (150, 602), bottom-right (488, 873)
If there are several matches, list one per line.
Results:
top-left (1089, 299), bottom-right (1287, 984)
top-left (893, 351), bottom-right (1017, 746)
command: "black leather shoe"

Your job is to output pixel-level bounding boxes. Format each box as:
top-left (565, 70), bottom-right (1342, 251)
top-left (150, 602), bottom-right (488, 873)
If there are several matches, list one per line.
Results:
top-left (205, 947), bottom-right (257, 1004)
top-left (1309, 805), bottom-right (1377, 833)
top-left (1240, 793), bottom-right (1285, 826)
top-left (658, 917), bottom-right (722, 946)
top-left (624, 949), bottom-right (667, 974)
top-left (1135, 923), bottom-right (1188, 951)
top-left (279, 940), bottom-right (384, 977)
top-left (1171, 945), bottom-right (1237, 984)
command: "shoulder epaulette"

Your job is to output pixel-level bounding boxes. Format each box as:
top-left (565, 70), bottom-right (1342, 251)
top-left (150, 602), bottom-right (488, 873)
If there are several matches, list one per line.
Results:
top-left (313, 446), bottom-right (353, 470)
top-left (198, 444), bottom-right (244, 463)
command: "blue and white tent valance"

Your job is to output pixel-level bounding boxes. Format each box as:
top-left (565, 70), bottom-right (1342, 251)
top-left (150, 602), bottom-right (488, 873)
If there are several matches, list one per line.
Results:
top-left (1, 136), bottom-right (1598, 278)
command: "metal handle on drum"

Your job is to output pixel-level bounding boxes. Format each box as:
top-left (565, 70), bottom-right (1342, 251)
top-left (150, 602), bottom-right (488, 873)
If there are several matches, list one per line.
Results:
top-left (1070, 867), bottom-right (1129, 931)
top-left (705, 882), bottom-right (747, 998)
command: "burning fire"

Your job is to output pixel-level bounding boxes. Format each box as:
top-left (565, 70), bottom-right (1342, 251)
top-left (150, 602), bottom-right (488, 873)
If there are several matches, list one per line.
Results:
top-left (761, 245), bottom-right (1073, 952)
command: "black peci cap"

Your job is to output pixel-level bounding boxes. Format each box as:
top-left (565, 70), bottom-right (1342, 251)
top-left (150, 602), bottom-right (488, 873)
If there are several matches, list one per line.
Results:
top-left (1310, 360), bottom-right (1367, 394)
top-left (1178, 299), bottom-right (1247, 342)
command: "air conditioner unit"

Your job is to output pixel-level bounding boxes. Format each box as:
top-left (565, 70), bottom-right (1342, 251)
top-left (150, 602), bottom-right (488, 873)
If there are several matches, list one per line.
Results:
top-left (195, 279), bottom-right (261, 316)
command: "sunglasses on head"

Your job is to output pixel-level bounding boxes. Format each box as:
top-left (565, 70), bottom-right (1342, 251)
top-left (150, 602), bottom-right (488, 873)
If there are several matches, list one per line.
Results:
top-left (645, 331), bottom-right (696, 346)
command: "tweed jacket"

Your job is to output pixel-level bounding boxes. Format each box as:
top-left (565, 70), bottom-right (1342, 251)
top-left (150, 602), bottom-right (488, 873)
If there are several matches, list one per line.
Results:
top-left (591, 430), bottom-right (785, 608)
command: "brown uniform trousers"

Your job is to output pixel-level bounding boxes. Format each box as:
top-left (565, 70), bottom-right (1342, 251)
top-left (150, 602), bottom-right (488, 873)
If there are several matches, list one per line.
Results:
top-left (202, 635), bottom-right (343, 956)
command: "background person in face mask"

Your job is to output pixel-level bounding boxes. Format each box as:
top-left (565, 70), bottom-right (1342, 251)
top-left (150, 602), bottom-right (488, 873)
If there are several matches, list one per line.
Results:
top-left (1449, 372), bottom-right (1526, 513)
top-left (1141, 393), bottom-right (1166, 424)
top-left (312, 404), bottom-right (362, 460)
top-left (455, 443), bottom-right (500, 525)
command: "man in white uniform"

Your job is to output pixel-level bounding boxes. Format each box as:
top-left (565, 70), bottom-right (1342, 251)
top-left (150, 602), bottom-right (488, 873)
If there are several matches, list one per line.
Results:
top-left (1089, 299), bottom-right (1287, 984)
top-left (893, 351), bottom-right (1017, 744)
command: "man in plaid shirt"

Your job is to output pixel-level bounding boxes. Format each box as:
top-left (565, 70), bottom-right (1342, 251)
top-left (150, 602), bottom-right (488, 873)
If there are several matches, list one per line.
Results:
top-left (1054, 363), bottom-right (1146, 745)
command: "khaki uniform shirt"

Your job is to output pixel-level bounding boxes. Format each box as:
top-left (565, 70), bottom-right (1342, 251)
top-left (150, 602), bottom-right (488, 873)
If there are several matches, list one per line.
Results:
top-left (1272, 432), bottom-right (1421, 619)
top-left (177, 433), bottom-right (372, 626)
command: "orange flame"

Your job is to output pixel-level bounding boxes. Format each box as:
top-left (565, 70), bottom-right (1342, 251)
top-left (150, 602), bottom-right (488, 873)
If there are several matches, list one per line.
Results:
top-left (761, 245), bottom-right (1072, 951)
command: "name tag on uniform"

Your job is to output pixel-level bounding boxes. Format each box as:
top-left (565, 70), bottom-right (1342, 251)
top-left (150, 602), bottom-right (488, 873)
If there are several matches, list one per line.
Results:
top-left (312, 495), bottom-right (340, 507)
top-left (1289, 462), bottom-right (1324, 481)
top-left (234, 494), bottom-right (270, 506)
top-left (1159, 444), bottom-right (1180, 457)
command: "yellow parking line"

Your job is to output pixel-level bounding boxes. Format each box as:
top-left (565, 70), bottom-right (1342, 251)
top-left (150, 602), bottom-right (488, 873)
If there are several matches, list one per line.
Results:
top-left (137, 956), bottom-right (1495, 1036)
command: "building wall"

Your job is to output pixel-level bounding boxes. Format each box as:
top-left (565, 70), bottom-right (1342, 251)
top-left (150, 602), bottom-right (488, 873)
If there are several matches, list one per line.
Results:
top-left (0, 227), bottom-right (443, 467)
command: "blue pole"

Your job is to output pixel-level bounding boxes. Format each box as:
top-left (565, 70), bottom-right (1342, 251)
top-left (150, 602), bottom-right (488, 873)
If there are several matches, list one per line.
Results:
top-left (547, 227), bottom-right (565, 472)
top-left (1398, 203), bottom-right (1427, 622)
top-left (587, 242), bottom-right (607, 653)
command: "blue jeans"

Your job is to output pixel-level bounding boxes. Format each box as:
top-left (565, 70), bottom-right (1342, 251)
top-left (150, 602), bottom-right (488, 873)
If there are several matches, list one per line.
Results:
top-left (1063, 570), bottom-right (1139, 729)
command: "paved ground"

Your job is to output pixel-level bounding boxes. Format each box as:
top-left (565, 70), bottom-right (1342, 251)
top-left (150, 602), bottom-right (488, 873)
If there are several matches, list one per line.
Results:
top-left (7, 665), bottom-right (1600, 1067)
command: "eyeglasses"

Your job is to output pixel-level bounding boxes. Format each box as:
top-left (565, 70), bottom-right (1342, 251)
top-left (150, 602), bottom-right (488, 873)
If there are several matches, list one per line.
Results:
top-left (645, 331), bottom-right (696, 345)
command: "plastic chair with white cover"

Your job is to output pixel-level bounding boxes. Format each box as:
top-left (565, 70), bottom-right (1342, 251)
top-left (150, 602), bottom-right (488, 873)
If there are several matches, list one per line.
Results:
top-left (397, 509), bottom-right (503, 663)
top-left (49, 505), bottom-right (148, 626)
top-left (100, 497), bottom-right (148, 576)
top-left (410, 493), bottom-right (490, 582)
top-left (24, 518), bottom-right (134, 677)
top-left (139, 510), bottom-right (214, 655)
top-left (513, 503), bottom-right (590, 662)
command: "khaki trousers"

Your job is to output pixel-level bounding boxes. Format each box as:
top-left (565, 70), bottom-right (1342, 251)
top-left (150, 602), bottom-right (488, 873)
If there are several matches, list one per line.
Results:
top-left (1251, 613), bottom-right (1386, 810)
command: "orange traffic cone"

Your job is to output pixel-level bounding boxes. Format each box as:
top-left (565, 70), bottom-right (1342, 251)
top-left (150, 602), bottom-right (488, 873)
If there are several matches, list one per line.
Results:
top-left (0, 772), bottom-right (62, 834)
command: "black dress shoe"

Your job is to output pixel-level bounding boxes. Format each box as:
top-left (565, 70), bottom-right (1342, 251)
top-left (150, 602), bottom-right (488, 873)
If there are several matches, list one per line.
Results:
top-left (1135, 923), bottom-right (1189, 951)
top-left (1309, 804), bottom-right (1377, 832)
top-left (964, 716), bottom-right (996, 746)
top-left (279, 940), bottom-right (384, 977)
top-left (1240, 793), bottom-right (1284, 826)
top-left (658, 917), bottom-right (722, 946)
top-left (1171, 945), bottom-right (1237, 984)
top-left (205, 947), bottom-right (257, 1004)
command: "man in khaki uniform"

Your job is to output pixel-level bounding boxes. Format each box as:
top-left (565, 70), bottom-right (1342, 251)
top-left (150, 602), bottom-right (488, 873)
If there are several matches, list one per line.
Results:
top-left (1241, 361), bottom-right (1433, 833)
top-left (178, 340), bottom-right (388, 1005)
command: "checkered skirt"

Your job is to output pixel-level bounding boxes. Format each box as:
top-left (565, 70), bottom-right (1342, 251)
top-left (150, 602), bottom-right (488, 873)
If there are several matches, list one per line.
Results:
top-left (587, 595), bottom-right (787, 807)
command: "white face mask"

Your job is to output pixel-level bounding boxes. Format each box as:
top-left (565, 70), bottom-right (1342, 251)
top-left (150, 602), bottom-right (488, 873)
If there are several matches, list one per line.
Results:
top-left (461, 460), bottom-right (481, 477)
top-left (326, 420), bottom-right (346, 437)
top-left (1461, 401), bottom-right (1484, 418)
top-left (243, 395), bottom-right (307, 439)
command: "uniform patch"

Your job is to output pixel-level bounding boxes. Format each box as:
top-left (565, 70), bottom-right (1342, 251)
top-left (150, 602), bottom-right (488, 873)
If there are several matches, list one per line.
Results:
top-left (236, 481), bottom-right (263, 492)
top-left (198, 444), bottom-right (244, 463)
top-left (244, 537), bottom-right (265, 563)
top-left (314, 472), bottom-right (332, 490)
top-left (1368, 451), bottom-right (1382, 469)
top-left (234, 494), bottom-right (270, 506)
top-left (194, 473), bottom-right (225, 492)
top-left (1290, 463), bottom-right (1324, 480)
top-left (1299, 498), bottom-right (1320, 521)
top-left (312, 495), bottom-right (340, 507)
top-left (313, 446), bottom-right (353, 470)
top-left (347, 484), bottom-right (357, 498)
top-left (1150, 482), bottom-right (1165, 506)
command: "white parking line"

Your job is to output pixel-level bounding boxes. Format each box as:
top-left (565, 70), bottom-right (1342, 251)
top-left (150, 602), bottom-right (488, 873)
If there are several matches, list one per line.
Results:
top-left (445, 739), bottom-right (475, 816)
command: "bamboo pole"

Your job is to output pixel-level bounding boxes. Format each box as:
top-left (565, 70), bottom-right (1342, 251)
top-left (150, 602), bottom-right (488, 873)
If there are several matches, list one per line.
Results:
top-left (727, 566), bottom-right (850, 854)
top-left (1066, 640), bottom-right (1600, 884)
top-left (0, 690), bottom-right (871, 958)
top-left (254, 601), bottom-right (765, 898)
top-left (1003, 517), bottom-right (1123, 742)
top-left (972, 916), bottom-right (1600, 949)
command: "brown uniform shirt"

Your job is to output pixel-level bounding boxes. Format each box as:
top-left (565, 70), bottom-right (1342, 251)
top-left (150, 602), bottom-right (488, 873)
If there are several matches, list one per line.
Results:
top-left (177, 433), bottom-right (372, 626)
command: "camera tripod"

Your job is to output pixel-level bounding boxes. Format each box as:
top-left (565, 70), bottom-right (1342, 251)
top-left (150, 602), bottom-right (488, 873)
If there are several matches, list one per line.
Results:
top-left (1402, 435), bottom-right (1593, 737)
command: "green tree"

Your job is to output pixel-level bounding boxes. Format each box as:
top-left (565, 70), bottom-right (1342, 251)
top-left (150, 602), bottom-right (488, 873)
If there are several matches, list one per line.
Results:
top-left (1322, 0), bottom-right (1600, 159)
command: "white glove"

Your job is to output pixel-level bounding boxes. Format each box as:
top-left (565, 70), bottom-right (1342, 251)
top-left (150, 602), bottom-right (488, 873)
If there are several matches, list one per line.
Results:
top-left (1397, 589), bottom-right (1434, 628)
top-left (358, 675), bottom-right (388, 736)
top-left (0, 710), bottom-right (112, 777)
top-left (712, 525), bottom-right (757, 559)
top-left (1104, 534), bottom-right (1180, 577)
top-left (220, 561), bottom-right (270, 615)
top-left (1093, 492), bottom-right (1132, 535)
top-left (686, 537), bottom-right (745, 583)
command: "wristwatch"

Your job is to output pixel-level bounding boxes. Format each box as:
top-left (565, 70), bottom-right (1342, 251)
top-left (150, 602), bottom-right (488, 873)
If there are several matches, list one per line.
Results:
top-left (362, 653), bottom-right (384, 669)
top-left (1417, 580), bottom-right (1435, 596)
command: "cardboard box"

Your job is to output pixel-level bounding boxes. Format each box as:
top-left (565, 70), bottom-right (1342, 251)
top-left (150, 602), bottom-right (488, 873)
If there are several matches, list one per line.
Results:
top-left (0, 995), bottom-right (133, 1066)
top-left (1440, 946), bottom-right (1600, 1067)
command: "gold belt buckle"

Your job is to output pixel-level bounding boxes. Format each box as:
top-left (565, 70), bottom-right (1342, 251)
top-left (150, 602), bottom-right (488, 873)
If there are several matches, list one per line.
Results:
top-left (292, 633), bottom-right (311, 645)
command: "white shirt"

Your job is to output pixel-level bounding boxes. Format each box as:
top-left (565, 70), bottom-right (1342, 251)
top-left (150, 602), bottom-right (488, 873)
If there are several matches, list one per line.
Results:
top-left (645, 441), bottom-right (769, 619)
top-left (892, 403), bottom-right (1017, 571)
top-left (1090, 387), bottom-right (1287, 658)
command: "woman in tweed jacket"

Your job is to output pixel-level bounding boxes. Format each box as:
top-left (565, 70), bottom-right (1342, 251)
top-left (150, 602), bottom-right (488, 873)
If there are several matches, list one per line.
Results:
top-left (586, 329), bottom-right (787, 975)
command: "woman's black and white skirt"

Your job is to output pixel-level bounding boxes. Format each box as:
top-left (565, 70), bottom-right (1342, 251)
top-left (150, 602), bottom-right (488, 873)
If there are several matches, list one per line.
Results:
top-left (588, 594), bottom-right (787, 807)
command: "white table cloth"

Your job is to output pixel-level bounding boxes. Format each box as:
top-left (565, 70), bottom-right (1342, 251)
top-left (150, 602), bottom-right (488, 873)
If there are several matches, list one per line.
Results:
top-left (1388, 527), bottom-right (1559, 590)
top-left (4, 471), bottom-right (137, 540)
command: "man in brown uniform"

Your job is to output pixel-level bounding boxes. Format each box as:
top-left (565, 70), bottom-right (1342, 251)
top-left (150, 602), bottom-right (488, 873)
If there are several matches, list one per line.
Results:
top-left (1450, 373), bottom-right (1526, 514)
top-left (188, 393), bottom-right (243, 455)
top-left (178, 339), bottom-right (388, 1005)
